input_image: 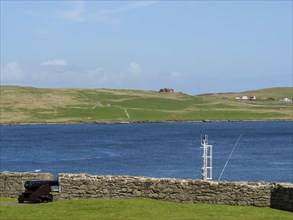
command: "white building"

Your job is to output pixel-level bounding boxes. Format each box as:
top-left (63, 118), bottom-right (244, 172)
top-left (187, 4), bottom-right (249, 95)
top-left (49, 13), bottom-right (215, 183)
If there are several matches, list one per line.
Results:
top-left (280, 98), bottom-right (292, 102)
top-left (235, 96), bottom-right (257, 101)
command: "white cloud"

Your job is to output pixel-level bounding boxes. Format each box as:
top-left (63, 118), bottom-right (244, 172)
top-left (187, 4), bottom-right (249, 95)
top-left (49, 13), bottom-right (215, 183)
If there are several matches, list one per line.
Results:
top-left (1, 61), bottom-right (24, 82)
top-left (0, 60), bottom-right (182, 92)
top-left (100, 1), bottom-right (157, 14)
top-left (86, 68), bottom-right (113, 84)
top-left (42, 59), bottom-right (67, 66)
top-left (128, 62), bottom-right (142, 76)
top-left (58, 1), bottom-right (86, 22)
top-left (27, 1), bottom-right (156, 25)
top-left (93, 1), bottom-right (157, 25)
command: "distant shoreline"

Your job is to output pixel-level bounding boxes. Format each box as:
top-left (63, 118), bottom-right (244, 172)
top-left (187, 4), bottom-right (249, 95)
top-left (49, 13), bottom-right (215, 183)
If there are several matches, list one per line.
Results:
top-left (1, 86), bottom-right (292, 124)
top-left (1, 119), bottom-right (291, 126)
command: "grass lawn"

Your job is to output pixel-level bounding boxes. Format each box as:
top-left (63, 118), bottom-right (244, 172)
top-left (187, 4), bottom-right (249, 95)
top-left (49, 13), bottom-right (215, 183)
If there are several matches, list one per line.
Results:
top-left (1, 197), bottom-right (292, 220)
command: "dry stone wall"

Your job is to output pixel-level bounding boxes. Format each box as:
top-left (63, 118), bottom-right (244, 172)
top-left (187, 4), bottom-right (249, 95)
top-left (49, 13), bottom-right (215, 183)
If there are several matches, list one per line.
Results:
top-left (270, 183), bottom-right (293, 212)
top-left (57, 173), bottom-right (293, 211)
top-left (0, 172), bottom-right (53, 197)
top-left (1, 172), bottom-right (292, 212)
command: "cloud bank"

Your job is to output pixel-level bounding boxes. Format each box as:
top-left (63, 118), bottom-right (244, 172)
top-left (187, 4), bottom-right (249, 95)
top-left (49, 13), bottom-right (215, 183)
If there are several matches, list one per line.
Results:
top-left (1, 61), bottom-right (180, 91)
top-left (1, 61), bottom-right (24, 82)
top-left (54, 1), bottom-right (156, 24)
top-left (128, 62), bottom-right (142, 76)
top-left (42, 59), bottom-right (67, 66)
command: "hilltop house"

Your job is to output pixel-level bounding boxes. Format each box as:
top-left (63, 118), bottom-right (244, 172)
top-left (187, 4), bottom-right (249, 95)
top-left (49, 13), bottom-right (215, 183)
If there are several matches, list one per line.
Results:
top-left (159, 88), bottom-right (174, 93)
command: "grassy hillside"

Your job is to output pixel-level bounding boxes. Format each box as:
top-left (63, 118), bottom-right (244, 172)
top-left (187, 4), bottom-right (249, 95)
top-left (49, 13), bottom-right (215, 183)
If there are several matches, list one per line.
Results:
top-left (200, 87), bottom-right (293, 101)
top-left (1, 197), bottom-right (292, 220)
top-left (0, 86), bottom-right (292, 124)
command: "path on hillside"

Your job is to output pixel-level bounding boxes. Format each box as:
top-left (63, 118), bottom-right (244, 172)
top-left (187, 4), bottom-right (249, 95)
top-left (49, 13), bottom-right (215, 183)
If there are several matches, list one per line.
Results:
top-left (124, 108), bottom-right (131, 119)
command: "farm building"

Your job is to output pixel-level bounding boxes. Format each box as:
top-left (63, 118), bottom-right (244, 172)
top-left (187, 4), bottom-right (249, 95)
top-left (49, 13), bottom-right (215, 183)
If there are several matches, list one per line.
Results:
top-left (280, 97), bottom-right (292, 102)
top-left (235, 96), bottom-right (256, 101)
top-left (159, 88), bottom-right (174, 93)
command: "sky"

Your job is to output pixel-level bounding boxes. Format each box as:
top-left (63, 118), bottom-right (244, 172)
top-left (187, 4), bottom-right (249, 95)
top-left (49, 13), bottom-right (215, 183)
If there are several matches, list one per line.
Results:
top-left (1, 0), bottom-right (292, 95)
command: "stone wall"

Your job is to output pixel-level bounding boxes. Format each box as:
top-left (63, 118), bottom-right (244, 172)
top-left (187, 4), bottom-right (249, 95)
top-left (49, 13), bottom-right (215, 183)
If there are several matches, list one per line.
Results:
top-left (1, 172), bottom-right (292, 212)
top-left (57, 173), bottom-right (293, 211)
top-left (0, 172), bottom-right (53, 197)
top-left (271, 183), bottom-right (293, 212)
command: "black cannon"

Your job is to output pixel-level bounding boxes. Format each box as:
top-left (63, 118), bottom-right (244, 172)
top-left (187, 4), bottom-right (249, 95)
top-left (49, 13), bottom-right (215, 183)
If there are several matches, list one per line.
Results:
top-left (18, 180), bottom-right (58, 203)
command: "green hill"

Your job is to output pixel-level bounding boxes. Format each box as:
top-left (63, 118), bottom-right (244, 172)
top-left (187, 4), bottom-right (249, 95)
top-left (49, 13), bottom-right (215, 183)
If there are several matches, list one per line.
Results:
top-left (199, 87), bottom-right (292, 100)
top-left (0, 86), bottom-right (292, 124)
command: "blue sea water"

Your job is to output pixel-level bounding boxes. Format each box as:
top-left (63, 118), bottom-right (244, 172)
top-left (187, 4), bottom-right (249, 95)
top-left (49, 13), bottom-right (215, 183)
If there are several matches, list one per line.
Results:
top-left (0, 122), bottom-right (292, 182)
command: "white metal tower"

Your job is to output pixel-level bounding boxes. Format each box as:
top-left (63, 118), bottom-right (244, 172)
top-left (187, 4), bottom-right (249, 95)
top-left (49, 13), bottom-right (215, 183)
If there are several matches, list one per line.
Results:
top-left (201, 135), bottom-right (213, 180)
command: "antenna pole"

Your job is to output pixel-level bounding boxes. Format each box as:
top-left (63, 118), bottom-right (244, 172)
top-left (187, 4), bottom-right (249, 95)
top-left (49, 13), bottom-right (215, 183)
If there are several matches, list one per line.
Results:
top-left (201, 135), bottom-right (213, 180)
top-left (218, 134), bottom-right (242, 181)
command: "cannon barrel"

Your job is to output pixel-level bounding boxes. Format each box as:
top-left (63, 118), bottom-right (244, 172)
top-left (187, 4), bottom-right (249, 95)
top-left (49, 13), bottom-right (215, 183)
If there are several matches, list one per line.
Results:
top-left (24, 180), bottom-right (58, 191)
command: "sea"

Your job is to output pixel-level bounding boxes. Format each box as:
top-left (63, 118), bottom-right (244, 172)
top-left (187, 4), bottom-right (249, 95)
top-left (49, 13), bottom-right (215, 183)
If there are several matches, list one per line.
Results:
top-left (0, 121), bottom-right (292, 183)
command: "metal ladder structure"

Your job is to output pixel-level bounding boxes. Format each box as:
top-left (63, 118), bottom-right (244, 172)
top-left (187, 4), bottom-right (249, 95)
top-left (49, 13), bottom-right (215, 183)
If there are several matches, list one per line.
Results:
top-left (201, 135), bottom-right (213, 180)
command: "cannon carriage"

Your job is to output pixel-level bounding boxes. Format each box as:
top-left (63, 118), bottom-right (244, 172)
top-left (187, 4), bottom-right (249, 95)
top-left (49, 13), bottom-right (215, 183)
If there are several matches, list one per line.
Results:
top-left (18, 180), bottom-right (58, 203)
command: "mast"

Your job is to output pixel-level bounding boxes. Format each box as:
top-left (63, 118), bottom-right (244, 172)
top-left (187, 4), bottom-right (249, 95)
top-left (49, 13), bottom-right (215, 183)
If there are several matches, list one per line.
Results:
top-left (201, 135), bottom-right (213, 180)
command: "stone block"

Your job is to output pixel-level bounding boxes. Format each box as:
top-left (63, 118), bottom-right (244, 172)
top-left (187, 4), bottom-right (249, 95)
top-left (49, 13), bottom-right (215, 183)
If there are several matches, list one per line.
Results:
top-left (133, 189), bottom-right (141, 197)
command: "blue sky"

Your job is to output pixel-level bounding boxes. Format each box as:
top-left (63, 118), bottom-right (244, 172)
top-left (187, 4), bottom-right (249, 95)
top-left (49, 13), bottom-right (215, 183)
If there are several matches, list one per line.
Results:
top-left (1, 1), bottom-right (292, 94)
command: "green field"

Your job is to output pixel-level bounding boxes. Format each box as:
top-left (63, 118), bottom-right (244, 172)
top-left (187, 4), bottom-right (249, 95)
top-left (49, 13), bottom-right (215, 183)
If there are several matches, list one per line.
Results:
top-left (0, 86), bottom-right (292, 124)
top-left (1, 197), bottom-right (292, 220)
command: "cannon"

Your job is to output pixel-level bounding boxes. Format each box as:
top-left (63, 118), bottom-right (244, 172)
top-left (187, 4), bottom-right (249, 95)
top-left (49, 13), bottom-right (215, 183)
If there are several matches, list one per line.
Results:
top-left (18, 180), bottom-right (58, 203)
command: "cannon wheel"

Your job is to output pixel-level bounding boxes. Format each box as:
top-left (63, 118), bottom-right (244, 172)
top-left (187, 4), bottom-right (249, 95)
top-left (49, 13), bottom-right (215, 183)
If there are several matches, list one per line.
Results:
top-left (47, 194), bottom-right (53, 202)
top-left (41, 194), bottom-right (53, 202)
top-left (32, 198), bottom-right (42, 203)
top-left (42, 194), bottom-right (53, 202)
top-left (18, 195), bottom-right (24, 203)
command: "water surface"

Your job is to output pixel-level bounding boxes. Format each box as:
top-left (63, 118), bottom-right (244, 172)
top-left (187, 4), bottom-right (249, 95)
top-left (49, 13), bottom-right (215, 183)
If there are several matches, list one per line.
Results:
top-left (1, 122), bottom-right (292, 182)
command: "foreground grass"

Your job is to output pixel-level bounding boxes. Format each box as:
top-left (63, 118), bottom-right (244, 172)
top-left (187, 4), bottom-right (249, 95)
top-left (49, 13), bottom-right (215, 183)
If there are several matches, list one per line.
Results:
top-left (0, 86), bottom-right (292, 124)
top-left (1, 197), bottom-right (292, 220)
